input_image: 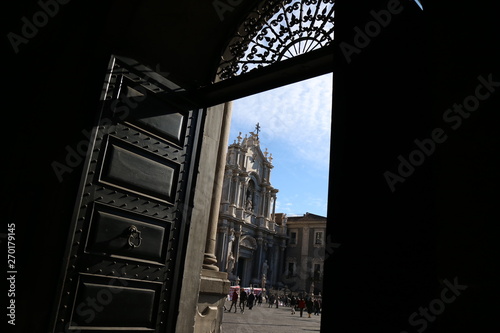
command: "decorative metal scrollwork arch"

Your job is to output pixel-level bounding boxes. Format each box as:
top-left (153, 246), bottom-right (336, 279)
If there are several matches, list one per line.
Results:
top-left (217, 0), bottom-right (335, 81)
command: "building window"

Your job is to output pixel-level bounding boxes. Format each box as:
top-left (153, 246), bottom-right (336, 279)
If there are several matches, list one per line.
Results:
top-left (288, 262), bottom-right (295, 277)
top-left (289, 231), bottom-right (297, 245)
top-left (315, 231), bottom-right (323, 245)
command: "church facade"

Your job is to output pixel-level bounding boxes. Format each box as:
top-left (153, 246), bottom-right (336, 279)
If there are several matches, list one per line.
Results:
top-left (215, 130), bottom-right (287, 289)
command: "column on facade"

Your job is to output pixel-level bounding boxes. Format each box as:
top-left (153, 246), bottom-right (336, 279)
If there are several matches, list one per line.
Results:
top-left (235, 176), bottom-right (246, 219)
top-left (232, 227), bottom-right (242, 281)
top-left (278, 241), bottom-right (286, 284)
top-left (216, 225), bottom-right (228, 272)
top-left (262, 189), bottom-right (268, 228)
top-left (233, 174), bottom-right (241, 208)
top-left (259, 188), bottom-right (266, 227)
top-left (272, 243), bottom-right (280, 286)
top-left (229, 174), bottom-right (236, 206)
top-left (220, 171), bottom-right (230, 214)
top-left (260, 187), bottom-right (266, 216)
top-left (262, 239), bottom-right (269, 283)
top-left (227, 172), bottom-right (238, 216)
top-left (237, 178), bottom-right (243, 209)
top-left (264, 189), bottom-right (270, 219)
top-left (225, 172), bottom-right (233, 206)
top-left (267, 241), bottom-right (275, 285)
top-left (252, 233), bottom-right (264, 284)
top-left (271, 189), bottom-right (278, 221)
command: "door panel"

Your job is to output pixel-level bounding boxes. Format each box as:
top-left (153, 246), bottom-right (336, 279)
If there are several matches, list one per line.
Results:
top-left (99, 137), bottom-right (180, 203)
top-left (69, 275), bottom-right (162, 330)
top-left (85, 203), bottom-right (170, 264)
top-left (52, 56), bottom-right (202, 333)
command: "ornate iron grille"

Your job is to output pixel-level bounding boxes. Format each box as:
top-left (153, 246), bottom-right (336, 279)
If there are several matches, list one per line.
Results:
top-left (217, 0), bottom-right (335, 81)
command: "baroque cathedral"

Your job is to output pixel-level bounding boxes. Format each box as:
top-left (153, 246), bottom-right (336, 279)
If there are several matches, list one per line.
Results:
top-left (215, 129), bottom-right (288, 289)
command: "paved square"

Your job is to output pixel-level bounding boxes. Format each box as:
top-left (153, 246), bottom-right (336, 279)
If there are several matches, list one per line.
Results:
top-left (221, 301), bottom-right (322, 333)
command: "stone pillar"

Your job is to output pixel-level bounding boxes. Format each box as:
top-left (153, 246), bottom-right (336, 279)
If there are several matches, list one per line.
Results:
top-left (202, 102), bottom-right (232, 271)
top-left (182, 102), bottom-right (231, 333)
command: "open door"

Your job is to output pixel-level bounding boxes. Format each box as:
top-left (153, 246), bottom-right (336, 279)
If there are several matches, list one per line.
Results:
top-left (50, 56), bottom-right (203, 333)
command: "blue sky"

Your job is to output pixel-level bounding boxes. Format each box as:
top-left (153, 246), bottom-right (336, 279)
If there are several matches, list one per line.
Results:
top-left (228, 73), bottom-right (333, 217)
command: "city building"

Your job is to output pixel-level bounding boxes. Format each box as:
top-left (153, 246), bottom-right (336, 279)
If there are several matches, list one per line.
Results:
top-left (216, 130), bottom-right (287, 289)
top-left (282, 213), bottom-right (327, 295)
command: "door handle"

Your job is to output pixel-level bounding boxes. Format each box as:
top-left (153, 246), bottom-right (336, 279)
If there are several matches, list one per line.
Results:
top-left (127, 225), bottom-right (142, 248)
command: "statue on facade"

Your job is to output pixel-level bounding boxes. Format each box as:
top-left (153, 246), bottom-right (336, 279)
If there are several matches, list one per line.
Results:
top-left (227, 252), bottom-right (235, 273)
top-left (262, 260), bottom-right (269, 277)
top-left (245, 194), bottom-right (253, 211)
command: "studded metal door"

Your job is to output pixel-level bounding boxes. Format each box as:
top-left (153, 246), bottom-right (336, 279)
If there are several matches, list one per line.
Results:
top-left (51, 56), bottom-right (203, 333)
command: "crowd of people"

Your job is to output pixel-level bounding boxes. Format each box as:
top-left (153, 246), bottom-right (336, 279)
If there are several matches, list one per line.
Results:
top-left (225, 288), bottom-right (322, 318)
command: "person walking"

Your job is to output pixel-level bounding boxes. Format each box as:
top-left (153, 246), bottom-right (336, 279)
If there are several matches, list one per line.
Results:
top-left (306, 298), bottom-right (314, 318)
top-left (268, 294), bottom-right (275, 308)
top-left (257, 293), bottom-right (263, 306)
top-left (239, 289), bottom-right (248, 313)
top-left (290, 295), bottom-right (296, 314)
top-left (297, 297), bottom-right (306, 317)
top-left (313, 298), bottom-right (321, 315)
top-left (228, 290), bottom-right (238, 313)
top-left (247, 291), bottom-right (255, 310)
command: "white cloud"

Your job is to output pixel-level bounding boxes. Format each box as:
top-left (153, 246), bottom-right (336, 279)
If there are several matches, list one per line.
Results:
top-left (231, 73), bottom-right (333, 170)
top-left (229, 73), bottom-right (332, 217)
